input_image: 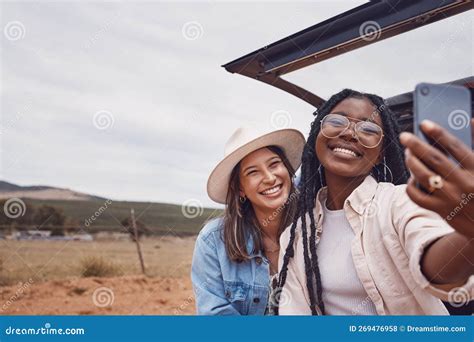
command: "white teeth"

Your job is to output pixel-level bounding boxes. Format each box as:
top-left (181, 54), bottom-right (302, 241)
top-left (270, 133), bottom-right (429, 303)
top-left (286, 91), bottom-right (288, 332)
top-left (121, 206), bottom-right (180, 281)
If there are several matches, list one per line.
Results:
top-left (333, 147), bottom-right (358, 157)
top-left (261, 185), bottom-right (281, 195)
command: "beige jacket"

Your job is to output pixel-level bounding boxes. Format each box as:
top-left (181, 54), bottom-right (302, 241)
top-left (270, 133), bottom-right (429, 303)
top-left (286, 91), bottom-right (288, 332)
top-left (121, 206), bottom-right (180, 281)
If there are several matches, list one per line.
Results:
top-left (279, 175), bottom-right (473, 315)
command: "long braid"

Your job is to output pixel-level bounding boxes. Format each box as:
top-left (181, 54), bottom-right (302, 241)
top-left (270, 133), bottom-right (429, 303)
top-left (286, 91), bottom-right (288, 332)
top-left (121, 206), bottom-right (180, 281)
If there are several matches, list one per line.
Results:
top-left (275, 177), bottom-right (307, 315)
top-left (278, 89), bottom-right (409, 315)
top-left (299, 145), bottom-right (319, 315)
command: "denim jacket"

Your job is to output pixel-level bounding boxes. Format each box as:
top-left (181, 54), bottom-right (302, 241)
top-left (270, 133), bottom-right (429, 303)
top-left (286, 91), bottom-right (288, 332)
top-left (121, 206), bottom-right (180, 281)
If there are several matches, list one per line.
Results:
top-left (191, 218), bottom-right (271, 315)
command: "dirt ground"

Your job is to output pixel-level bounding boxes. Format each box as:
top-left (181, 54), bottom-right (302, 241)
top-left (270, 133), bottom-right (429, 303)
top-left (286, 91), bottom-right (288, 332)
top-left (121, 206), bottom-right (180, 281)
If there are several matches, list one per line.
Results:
top-left (0, 236), bottom-right (197, 315)
top-left (0, 275), bottom-right (195, 315)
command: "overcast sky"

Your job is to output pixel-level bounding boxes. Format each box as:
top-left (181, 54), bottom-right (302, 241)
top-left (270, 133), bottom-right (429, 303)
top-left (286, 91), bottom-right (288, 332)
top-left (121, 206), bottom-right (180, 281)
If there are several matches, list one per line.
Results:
top-left (1, 1), bottom-right (472, 208)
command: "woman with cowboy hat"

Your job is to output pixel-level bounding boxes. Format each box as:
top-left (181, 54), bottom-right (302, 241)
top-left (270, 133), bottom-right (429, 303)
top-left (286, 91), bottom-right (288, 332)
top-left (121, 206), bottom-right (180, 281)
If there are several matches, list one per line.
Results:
top-left (191, 126), bottom-right (305, 315)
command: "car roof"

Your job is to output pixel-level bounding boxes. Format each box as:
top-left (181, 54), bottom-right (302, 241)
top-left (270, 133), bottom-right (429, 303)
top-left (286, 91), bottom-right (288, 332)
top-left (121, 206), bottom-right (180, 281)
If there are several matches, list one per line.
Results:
top-left (222, 0), bottom-right (473, 132)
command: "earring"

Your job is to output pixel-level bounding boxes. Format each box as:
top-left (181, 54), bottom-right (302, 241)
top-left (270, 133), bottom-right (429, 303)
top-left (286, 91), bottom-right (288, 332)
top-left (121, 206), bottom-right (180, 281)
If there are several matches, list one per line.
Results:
top-left (380, 157), bottom-right (393, 183)
top-left (318, 165), bottom-right (324, 186)
top-left (239, 196), bottom-right (246, 204)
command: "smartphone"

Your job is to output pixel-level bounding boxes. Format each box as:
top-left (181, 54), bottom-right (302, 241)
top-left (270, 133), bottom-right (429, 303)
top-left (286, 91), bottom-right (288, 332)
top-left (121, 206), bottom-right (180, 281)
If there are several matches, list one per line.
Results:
top-left (414, 82), bottom-right (472, 165)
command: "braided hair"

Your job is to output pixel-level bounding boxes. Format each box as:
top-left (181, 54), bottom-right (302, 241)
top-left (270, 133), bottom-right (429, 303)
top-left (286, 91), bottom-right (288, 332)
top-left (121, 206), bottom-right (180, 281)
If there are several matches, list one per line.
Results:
top-left (277, 89), bottom-right (410, 315)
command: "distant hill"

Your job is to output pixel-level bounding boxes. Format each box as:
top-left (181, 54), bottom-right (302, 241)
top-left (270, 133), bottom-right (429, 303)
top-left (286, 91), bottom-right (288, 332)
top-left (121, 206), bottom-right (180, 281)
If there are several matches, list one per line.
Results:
top-left (0, 180), bottom-right (106, 201)
top-left (22, 198), bottom-right (222, 235)
top-left (0, 180), bottom-right (221, 235)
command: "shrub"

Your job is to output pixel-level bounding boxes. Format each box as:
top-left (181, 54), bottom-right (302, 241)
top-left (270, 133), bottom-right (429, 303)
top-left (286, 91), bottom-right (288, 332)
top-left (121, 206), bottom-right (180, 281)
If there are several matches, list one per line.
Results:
top-left (79, 256), bottom-right (122, 278)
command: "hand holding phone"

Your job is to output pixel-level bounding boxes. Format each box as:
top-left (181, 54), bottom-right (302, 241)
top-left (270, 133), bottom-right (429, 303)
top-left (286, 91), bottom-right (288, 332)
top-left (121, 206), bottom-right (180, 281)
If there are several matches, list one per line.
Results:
top-left (400, 116), bottom-right (474, 238)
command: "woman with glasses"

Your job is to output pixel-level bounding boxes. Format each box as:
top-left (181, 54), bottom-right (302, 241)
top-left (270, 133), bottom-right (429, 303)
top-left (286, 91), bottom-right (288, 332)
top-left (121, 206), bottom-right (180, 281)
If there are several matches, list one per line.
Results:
top-left (277, 89), bottom-right (473, 315)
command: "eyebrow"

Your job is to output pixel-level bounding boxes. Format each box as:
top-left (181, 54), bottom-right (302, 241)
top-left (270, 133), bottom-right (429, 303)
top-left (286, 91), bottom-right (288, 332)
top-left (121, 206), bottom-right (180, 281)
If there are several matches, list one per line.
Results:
top-left (331, 111), bottom-right (375, 122)
top-left (242, 156), bottom-right (281, 174)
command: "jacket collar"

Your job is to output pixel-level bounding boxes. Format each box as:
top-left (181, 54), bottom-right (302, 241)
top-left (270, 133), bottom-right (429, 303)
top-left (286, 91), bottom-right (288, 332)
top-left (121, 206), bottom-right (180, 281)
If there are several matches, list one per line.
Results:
top-left (315, 174), bottom-right (379, 216)
top-left (346, 174), bottom-right (379, 215)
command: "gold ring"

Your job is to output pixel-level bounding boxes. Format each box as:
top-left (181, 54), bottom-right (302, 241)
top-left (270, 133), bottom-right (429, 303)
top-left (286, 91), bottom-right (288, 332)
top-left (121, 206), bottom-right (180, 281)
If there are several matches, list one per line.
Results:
top-left (428, 175), bottom-right (444, 192)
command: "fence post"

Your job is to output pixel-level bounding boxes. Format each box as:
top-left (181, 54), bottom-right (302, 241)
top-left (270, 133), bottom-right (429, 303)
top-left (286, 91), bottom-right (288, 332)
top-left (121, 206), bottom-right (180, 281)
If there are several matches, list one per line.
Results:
top-left (131, 208), bottom-right (146, 275)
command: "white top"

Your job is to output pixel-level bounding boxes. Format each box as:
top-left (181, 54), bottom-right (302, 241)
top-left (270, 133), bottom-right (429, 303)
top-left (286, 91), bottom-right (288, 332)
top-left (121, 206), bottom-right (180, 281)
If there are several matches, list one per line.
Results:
top-left (319, 200), bottom-right (378, 315)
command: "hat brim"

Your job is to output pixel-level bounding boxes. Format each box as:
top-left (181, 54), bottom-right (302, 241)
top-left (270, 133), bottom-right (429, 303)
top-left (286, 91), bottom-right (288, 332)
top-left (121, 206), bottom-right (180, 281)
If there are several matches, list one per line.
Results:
top-left (207, 129), bottom-right (306, 204)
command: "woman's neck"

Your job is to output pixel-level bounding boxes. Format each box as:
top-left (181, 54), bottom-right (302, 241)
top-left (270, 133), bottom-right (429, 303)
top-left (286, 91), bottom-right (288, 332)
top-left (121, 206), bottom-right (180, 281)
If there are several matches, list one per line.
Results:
top-left (324, 171), bottom-right (367, 210)
top-left (253, 208), bottom-right (281, 241)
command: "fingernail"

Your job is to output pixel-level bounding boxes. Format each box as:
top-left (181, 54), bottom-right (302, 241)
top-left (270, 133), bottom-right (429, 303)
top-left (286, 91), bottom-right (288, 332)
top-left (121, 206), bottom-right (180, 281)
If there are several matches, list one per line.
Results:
top-left (421, 120), bottom-right (435, 130)
top-left (400, 132), bottom-right (411, 143)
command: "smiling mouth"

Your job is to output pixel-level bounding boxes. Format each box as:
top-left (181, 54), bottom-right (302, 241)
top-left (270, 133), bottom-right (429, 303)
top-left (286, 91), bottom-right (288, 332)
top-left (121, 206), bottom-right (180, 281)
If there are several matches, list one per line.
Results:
top-left (329, 145), bottom-right (362, 158)
top-left (259, 184), bottom-right (283, 196)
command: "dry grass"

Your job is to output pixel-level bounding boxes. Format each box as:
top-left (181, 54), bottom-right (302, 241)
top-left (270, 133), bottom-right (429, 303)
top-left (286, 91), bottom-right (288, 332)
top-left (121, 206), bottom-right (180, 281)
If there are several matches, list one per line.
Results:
top-left (80, 256), bottom-right (123, 278)
top-left (0, 236), bottom-right (196, 286)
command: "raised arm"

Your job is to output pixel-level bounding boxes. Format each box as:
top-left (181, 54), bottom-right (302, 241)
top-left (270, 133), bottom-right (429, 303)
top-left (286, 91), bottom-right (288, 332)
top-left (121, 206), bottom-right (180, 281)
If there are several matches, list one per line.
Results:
top-left (399, 119), bottom-right (474, 287)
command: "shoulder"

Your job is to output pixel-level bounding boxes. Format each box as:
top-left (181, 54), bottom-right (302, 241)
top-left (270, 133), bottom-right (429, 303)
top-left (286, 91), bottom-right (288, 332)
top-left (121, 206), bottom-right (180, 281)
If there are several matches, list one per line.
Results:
top-left (374, 182), bottom-right (416, 217)
top-left (280, 219), bottom-right (302, 248)
top-left (376, 182), bottom-right (409, 203)
top-left (196, 217), bottom-right (225, 247)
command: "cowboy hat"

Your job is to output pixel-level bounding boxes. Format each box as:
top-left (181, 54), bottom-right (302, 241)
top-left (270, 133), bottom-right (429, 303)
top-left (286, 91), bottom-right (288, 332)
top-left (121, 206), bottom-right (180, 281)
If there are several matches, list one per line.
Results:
top-left (207, 126), bottom-right (305, 204)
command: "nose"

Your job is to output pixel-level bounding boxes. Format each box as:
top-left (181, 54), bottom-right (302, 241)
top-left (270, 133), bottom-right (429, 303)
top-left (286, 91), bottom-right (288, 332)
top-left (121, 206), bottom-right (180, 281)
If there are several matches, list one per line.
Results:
top-left (339, 122), bottom-right (358, 141)
top-left (262, 168), bottom-right (277, 183)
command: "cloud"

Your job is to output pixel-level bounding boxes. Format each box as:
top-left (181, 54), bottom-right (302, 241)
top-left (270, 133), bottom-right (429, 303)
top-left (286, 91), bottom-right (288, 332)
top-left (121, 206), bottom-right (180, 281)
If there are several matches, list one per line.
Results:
top-left (1, 1), bottom-right (471, 208)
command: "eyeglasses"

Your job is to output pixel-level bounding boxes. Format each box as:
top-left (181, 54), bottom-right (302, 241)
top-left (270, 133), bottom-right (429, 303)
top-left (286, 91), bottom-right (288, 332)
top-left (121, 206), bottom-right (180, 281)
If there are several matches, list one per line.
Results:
top-left (320, 113), bottom-right (384, 148)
